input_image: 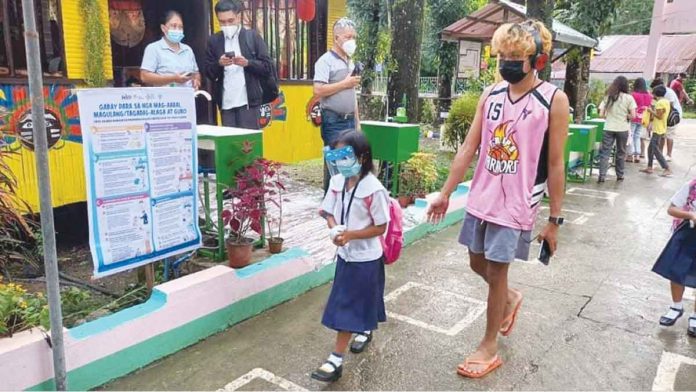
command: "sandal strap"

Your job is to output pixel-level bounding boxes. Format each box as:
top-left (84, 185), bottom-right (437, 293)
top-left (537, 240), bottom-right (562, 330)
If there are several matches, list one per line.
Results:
top-left (464, 356), bottom-right (499, 366)
top-left (323, 360), bottom-right (339, 372)
top-left (669, 307), bottom-right (684, 313)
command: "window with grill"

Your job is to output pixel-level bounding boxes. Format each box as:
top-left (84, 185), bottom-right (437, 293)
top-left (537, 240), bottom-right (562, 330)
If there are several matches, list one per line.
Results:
top-left (0, 0), bottom-right (65, 79)
top-left (241, 0), bottom-right (326, 81)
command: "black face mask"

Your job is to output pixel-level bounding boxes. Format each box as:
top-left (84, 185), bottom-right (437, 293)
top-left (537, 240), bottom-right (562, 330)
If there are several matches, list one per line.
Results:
top-left (499, 60), bottom-right (528, 84)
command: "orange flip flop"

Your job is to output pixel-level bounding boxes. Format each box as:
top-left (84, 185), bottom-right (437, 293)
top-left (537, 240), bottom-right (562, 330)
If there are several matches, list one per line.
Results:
top-left (457, 355), bottom-right (503, 378)
top-left (500, 297), bottom-right (523, 337)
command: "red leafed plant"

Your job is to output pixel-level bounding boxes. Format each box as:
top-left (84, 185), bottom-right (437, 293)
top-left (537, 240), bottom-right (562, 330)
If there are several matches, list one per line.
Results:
top-left (222, 158), bottom-right (284, 245)
top-left (263, 160), bottom-right (287, 242)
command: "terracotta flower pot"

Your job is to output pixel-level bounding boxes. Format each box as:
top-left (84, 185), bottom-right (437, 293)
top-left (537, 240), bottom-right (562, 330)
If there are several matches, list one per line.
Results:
top-left (398, 195), bottom-right (413, 209)
top-left (268, 237), bottom-right (284, 254)
top-left (226, 238), bottom-right (254, 268)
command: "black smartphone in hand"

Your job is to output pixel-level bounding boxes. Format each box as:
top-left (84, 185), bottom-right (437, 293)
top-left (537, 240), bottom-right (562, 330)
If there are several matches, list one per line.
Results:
top-left (351, 62), bottom-right (364, 76)
top-left (225, 51), bottom-right (236, 58)
top-left (538, 239), bottom-right (551, 265)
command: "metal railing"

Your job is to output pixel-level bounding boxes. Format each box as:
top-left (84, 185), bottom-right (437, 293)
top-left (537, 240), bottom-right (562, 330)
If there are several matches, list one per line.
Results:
top-left (370, 76), bottom-right (475, 97)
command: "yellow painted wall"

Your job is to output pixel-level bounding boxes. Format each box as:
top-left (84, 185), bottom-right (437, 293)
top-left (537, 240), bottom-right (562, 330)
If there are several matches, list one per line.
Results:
top-left (62, 0), bottom-right (113, 80)
top-left (263, 83), bottom-right (323, 163)
top-left (5, 141), bottom-right (86, 212)
top-left (327, 0), bottom-right (346, 46)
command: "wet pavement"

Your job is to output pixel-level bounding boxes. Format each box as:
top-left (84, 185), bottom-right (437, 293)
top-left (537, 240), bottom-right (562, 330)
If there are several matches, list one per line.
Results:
top-left (102, 121), bottom-right (696, 391)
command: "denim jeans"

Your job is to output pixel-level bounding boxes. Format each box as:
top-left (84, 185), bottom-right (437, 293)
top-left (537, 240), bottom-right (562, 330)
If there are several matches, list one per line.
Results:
top-left (321, 110), bottom-right (355, 193)
top-left (598, 130), bottom-right (628, 179)
top-left (629, 122), bottom-right (643, 156)
top-left (647, 133), bottom-right (669, 170)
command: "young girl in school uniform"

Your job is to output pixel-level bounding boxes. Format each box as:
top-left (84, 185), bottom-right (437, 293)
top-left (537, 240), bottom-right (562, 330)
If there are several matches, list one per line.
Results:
top-left (312, 130), bottom-right (391, 383)
top-left (652, 177), bottom-right (696, 338)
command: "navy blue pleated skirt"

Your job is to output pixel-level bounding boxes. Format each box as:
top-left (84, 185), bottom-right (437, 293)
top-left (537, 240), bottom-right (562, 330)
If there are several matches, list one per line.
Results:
top-left (321, 255), bottom-right (386, 333)
top-left (652, 222), bottom-right (696, 288)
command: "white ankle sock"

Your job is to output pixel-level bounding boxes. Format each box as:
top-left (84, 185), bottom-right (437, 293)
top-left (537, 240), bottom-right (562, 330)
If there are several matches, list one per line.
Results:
top-left (673, 302), bottom-right (684, 310)
top-left (319, 353), bottom-right (343, 372)
top-left (664, 304), bottom-right (683, 320)
top-left (354, 331), bottom-right (371, 343)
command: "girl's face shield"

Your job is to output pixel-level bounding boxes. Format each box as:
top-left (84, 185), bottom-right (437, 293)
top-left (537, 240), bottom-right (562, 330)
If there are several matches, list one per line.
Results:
top-left (323, 146), bottom-right (357, 176)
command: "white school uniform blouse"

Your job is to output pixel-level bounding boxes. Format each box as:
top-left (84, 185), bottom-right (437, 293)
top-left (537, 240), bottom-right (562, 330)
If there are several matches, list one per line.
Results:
top-left (320, 173), bottom-right (390, 262)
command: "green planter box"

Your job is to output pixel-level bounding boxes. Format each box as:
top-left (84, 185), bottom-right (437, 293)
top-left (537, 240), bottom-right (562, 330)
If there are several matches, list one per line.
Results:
top-left (360, 121), bottom-right (420, 163)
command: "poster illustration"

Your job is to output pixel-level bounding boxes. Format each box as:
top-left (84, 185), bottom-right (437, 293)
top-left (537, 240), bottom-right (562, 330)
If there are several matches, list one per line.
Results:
top-left (78, 87), bottom-right (201, 278)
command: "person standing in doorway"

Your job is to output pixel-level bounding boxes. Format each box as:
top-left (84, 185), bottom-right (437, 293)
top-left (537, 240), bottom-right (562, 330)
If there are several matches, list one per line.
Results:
top-left (597, 76), bottom-right (636, 182)
top-left (640, 85), bottom-right (672, 177)
top-left (427, 20), bottom-right (568, 378)
top-left (140, 11), bottom-right (201, 89)
top-left (313, 17), bottom-right (362, 193)
top-left (204, 0), bottom-right (273, 129)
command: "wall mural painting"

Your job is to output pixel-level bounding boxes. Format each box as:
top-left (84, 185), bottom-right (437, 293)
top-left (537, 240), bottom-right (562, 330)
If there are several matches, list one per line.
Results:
top-left (259, 91), bottom-right (288, 129)
top-left (0, 85), bottom-right (81, 152)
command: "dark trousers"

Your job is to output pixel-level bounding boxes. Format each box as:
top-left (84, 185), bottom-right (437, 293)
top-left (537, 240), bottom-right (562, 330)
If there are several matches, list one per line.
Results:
top-left (647, 133), bottom-right (669, 170)
top-left (598, 130), bottom-right (628, 178)
top-left (221, 105), bottom-right (260, 130)
top-left (321, 110), bottom-right (355, 193)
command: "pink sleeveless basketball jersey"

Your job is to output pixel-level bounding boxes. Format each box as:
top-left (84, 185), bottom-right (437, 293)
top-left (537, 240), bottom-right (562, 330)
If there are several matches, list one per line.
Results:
top-left (466, 81), bottom-right (559, 231)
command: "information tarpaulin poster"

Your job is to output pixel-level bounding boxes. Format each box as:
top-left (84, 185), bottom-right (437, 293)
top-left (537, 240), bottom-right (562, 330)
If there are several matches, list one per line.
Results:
top-left (457, 40), bottom-right (482, 79)
top-left (78, 87), bottom-right (201, 278)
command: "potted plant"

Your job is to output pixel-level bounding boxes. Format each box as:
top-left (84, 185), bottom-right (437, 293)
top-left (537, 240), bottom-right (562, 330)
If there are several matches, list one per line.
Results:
top-left (222, 160), bottom-right (266, 268)
top-left (262, 160), bottom-right (287, 254)
top-left (398, 152), bottom-right (439, 207)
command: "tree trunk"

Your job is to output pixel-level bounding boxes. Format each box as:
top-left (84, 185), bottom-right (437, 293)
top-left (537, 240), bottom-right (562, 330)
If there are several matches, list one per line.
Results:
top-left (436, 40), bottom-right (457, 117)
top-left (526, 0), bottom-right (554, 81)
top-left (387, 0), bottom-right (426, 120)
top-left (563, 47), bottom-right (591, 122)
top-left (360, 0), bottom-right (381, 96)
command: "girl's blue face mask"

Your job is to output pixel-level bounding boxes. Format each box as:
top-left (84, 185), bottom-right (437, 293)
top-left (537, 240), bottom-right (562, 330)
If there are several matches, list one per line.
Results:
top-left (323, 146), bottom-right (362, 178)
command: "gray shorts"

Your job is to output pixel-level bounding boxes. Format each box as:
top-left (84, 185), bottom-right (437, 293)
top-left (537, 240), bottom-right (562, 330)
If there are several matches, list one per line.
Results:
top-left (459, 212), bottom-right (532, 263)
top-left (666, 126), bottom-right (677, 140)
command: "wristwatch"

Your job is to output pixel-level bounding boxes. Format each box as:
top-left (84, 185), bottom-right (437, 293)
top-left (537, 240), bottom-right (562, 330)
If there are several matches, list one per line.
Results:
top-left (548, 216), bottom-right (565, 226)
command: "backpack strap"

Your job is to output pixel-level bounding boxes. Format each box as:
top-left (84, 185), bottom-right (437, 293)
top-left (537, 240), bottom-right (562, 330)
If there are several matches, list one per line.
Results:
top-left (364, 195), bottom-right (374, 224)
top-left (244, 29), bottom-right (257, 59)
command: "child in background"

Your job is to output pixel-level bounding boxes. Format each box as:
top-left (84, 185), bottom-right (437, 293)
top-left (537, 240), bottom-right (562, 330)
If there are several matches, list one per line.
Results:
top-left (640, 85), bottom-right (672, 177)
top-left (652, 177), bottom-right (696, 338)
top-left (312, 130), bottom-right (391, 383)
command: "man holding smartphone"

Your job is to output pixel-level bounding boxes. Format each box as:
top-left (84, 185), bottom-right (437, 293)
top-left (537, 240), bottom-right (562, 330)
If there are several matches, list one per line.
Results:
top-left (313, 17), bottom-right (362, 193)
top-left (204, 0), bottom-right (273, 129)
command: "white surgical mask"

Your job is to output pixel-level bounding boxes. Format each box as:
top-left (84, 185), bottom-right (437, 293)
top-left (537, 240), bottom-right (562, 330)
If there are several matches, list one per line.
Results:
top-left (342, 39), bottom-right (357, 57)
top-left (222, 25), bottom-right (240, 39)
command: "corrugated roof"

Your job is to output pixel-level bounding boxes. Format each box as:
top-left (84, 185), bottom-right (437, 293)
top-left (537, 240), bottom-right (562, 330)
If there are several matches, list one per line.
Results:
top-left (442, 0), bottom-right (598, 48)
top-left (591, 35), bottom-right (696, 74)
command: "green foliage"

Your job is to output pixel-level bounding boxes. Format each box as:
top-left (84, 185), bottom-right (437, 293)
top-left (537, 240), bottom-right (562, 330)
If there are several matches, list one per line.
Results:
top-left (607, 0), bottom-right (653, 35)
top-left (466, 61), bottom-right (497, 93)
top-left (80, 0), bottom-right (107, 87)
top-left (555, 0), bottom-right (622, 37)
top-left (399, 152), bottom-right (439, 197)
top-left (0, 148), bottom-right (38, 278)
top-left (443, 93), bottom-right (478, 151)
top-left (422, 0), bottom-right (486, 78)
top-left (420, 99), bottom-right (436, 126)
top-left (0, 279), bottom-right (49, 337)
top-left (587, 79), bottom-right (607, 107)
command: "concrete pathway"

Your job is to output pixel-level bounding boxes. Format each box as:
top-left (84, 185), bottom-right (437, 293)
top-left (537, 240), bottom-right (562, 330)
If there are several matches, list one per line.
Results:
top-left (102, 121), bottom-right (696, 391)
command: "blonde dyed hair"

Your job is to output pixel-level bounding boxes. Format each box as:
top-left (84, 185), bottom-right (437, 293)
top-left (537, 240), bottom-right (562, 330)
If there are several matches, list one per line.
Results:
top-left (491, 20), bottom-right (552, 57)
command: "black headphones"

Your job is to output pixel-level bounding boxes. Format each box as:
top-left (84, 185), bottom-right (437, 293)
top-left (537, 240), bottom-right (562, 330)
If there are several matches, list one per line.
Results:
top-left (515, 22), bottom-right (548, 71)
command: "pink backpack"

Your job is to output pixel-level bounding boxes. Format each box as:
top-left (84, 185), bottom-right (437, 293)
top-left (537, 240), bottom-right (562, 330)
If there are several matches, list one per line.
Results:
top-left (366, 195), bottom-right (404, 265)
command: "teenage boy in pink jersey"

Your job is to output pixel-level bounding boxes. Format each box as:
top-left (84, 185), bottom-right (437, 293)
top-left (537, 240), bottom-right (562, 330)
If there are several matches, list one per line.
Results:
top-left (427, 20), bottom-right (568, 378)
